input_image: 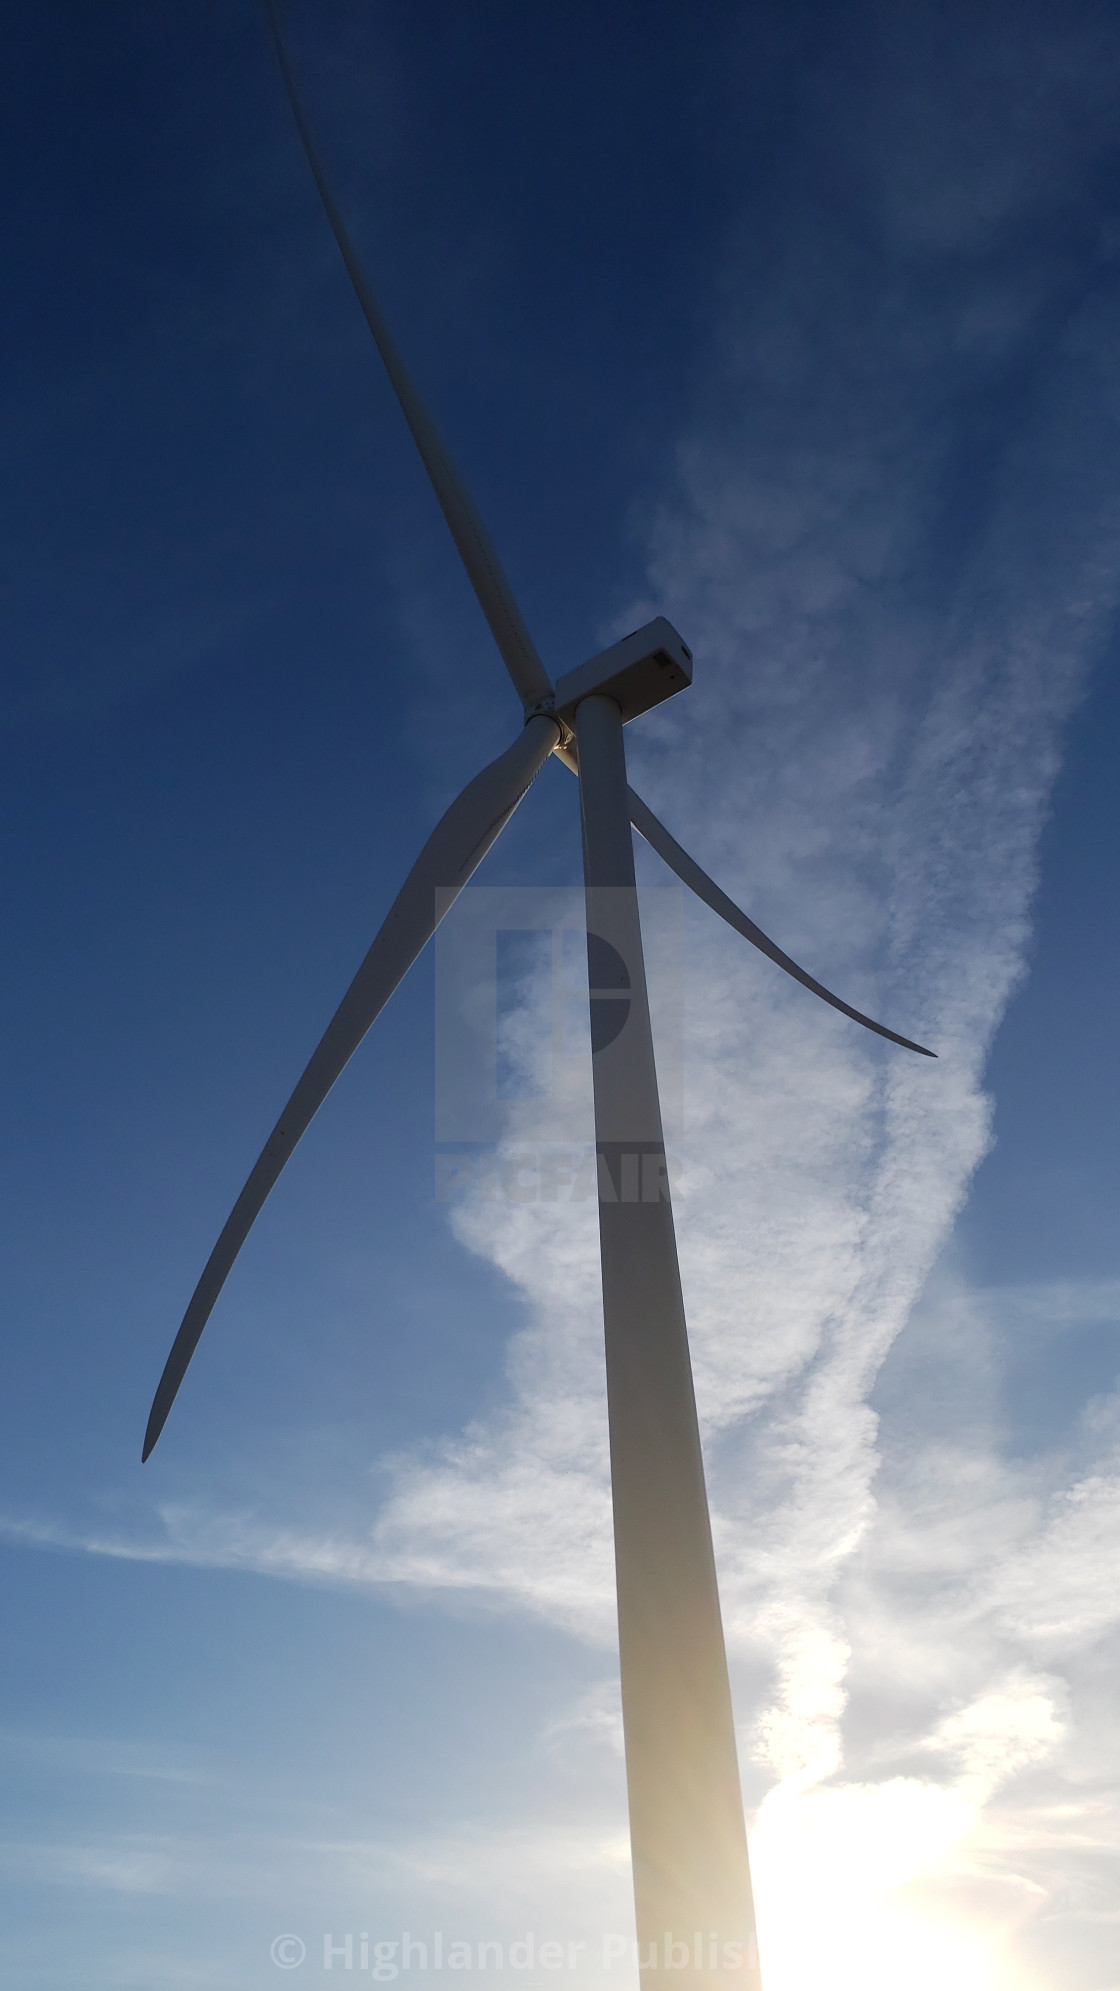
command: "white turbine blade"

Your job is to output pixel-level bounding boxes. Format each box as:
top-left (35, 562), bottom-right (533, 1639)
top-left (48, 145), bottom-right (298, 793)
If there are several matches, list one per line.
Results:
top-left (555, 746), bottom-right (933, 1057)
top-left (143, 714), bottom-right (559, 1461)
top-left (266, 3), bottom-right (553, 713)
top-left (574, 695), bottom-right (760, 1989)
top-left (627, 788), bottom-right (935, 1056)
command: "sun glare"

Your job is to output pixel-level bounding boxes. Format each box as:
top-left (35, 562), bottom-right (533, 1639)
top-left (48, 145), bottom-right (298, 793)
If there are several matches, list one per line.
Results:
top-left (750, 1778), bottom-right (1015, 1991)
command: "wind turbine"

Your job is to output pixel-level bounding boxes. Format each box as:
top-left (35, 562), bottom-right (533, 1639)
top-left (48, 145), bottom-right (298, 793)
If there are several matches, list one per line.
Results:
top-left (143, 9), bottom-right (935, 1984)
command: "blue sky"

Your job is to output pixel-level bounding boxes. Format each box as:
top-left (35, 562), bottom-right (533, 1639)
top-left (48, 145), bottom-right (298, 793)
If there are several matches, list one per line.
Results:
top-left (2, 3), bottom-right (1120, 1987)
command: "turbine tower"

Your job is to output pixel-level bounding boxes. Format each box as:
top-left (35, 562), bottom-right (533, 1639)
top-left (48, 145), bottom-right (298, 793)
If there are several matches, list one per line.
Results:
top-left (143, 11), bottom-right (934, 1984)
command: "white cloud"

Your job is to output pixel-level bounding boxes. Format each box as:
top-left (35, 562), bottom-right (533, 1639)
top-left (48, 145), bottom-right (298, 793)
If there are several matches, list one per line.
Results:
top-left (923, 1670), bottom-right (1069, 1794)
top-left (992, 1470), bottom-right (1120, 1654)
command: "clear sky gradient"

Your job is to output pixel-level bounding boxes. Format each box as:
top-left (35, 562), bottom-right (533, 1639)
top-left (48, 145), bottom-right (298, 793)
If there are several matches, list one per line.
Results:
top-left (2, 4), bottom-right (1119, 1988)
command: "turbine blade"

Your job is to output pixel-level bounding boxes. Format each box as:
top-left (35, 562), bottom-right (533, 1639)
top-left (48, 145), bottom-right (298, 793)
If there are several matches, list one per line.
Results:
top-left (143, 714), bottom-right (559, 1460)
top-left (266, 3), bottom-right (553, 714)
top-left (627, 787), bottom-right (935, 1057)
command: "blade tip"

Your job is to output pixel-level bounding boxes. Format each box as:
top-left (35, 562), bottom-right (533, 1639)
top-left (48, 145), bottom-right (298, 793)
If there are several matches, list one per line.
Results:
top-left (141, 1408), bottom-right (163, 1463)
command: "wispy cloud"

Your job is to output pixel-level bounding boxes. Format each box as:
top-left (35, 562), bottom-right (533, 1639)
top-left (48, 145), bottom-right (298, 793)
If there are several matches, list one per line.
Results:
top-left (0, 1729), bottom-right (213, 1786)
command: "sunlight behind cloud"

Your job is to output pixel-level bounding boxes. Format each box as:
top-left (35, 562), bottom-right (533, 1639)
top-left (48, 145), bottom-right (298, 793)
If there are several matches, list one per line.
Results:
top-left (750, 1779), bottom-right (1011, 1991)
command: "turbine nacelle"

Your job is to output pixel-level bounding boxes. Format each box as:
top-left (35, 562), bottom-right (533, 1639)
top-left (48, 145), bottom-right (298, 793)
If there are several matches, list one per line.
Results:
top-left (543, 616), bottom-right (693, 732)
